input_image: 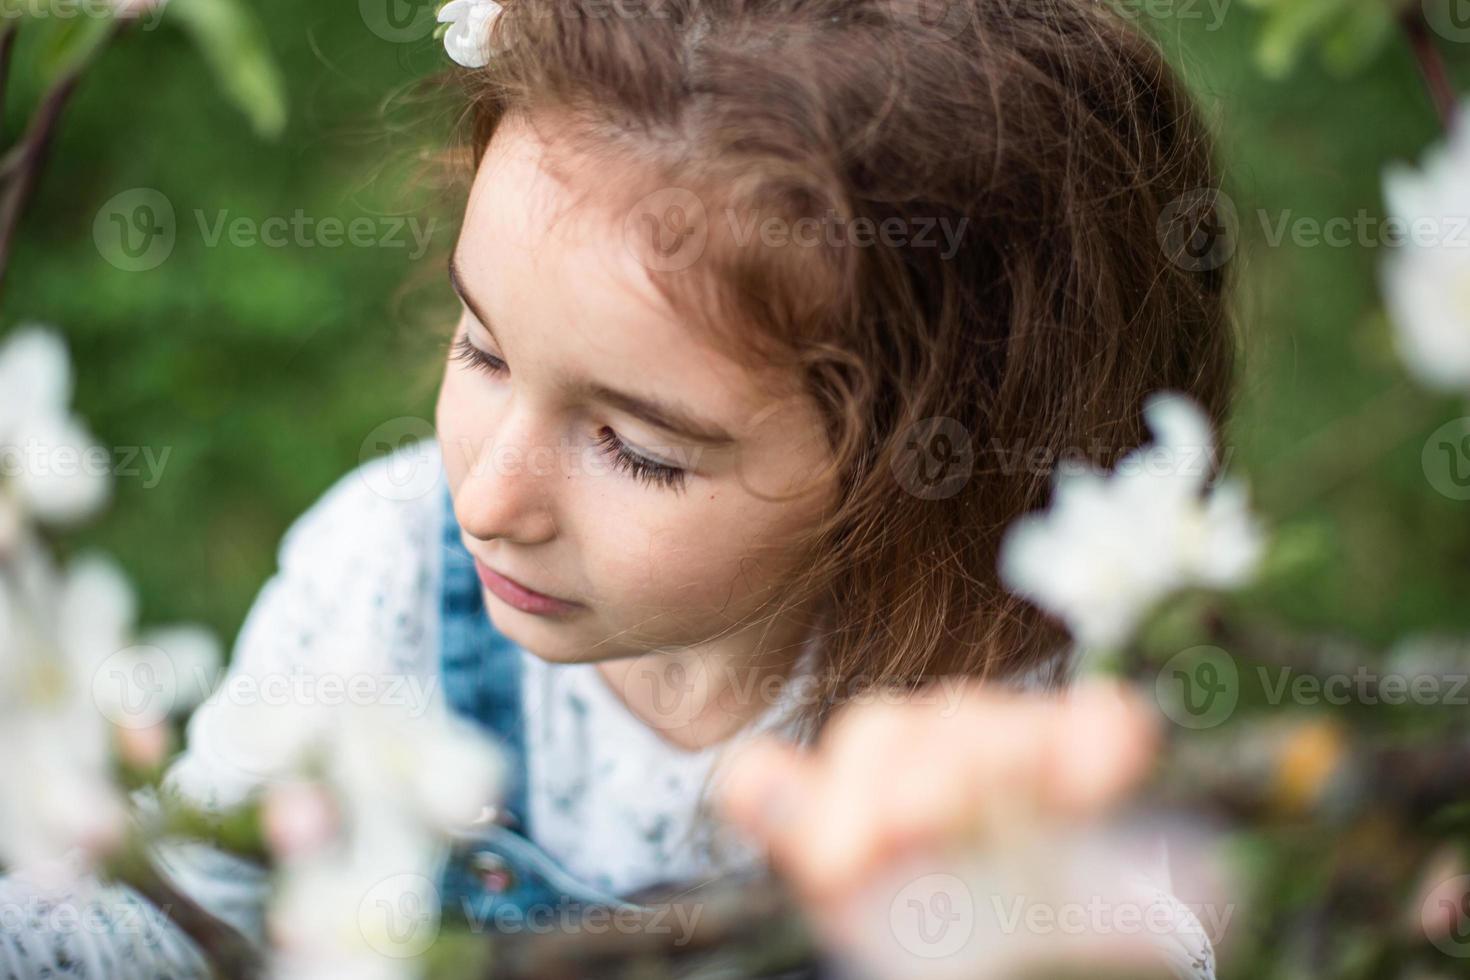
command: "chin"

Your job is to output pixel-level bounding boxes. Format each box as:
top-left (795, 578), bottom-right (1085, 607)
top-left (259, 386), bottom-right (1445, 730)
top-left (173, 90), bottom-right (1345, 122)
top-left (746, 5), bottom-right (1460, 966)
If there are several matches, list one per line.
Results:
top-left (481, 591), bottom-right (613, 665)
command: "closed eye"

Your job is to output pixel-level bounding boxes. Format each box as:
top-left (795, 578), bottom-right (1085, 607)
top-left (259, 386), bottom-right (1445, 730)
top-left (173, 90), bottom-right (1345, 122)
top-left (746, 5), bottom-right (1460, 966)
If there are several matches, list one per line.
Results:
top-left (595, 427), bottom-right (687, 492)
top-left (447, 328), bottom-right (689, 493)
top-left (451, 334), bottom-right (507, 376)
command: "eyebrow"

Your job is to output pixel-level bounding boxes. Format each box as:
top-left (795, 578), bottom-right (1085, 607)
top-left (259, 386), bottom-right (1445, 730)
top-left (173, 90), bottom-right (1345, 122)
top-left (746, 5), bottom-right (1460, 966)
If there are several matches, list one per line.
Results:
top-left (448, 251), bottom-right (736, 448)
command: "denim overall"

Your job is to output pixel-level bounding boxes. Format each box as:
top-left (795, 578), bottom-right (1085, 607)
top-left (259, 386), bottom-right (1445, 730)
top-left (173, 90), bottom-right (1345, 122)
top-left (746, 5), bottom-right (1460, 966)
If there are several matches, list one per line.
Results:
top-left (433, 480), bottom-right (637, 928)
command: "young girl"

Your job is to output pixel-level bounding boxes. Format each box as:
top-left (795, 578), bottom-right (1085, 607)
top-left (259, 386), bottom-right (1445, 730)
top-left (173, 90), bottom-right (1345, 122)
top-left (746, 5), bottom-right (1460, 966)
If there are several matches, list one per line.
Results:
top-left (1, 0), bottom-right (1229, 975)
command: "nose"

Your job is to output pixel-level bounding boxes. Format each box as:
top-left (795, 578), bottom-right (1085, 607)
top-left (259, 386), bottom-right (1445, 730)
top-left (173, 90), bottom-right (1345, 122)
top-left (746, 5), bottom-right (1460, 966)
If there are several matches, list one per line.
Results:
top-left (450, 406), bottom-right (559, 546)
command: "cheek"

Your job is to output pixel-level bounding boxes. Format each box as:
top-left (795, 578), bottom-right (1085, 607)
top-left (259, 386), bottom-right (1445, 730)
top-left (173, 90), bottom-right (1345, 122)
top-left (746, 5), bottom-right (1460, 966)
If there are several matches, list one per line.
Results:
top-left (587, 490), bottom-right (817, 618)
top-left (435, 368), bottom-right (475, 492)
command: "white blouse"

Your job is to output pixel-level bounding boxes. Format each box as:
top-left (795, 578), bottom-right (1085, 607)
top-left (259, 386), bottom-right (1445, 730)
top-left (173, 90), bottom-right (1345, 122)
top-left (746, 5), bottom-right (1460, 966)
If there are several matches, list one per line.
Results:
top-left (0, 440), bottom-right (1217, 979)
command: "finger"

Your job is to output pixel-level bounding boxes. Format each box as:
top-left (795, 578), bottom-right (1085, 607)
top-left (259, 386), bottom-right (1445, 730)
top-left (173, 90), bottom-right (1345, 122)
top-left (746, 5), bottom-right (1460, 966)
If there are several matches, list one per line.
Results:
top-left (717, 736), bottom-right (815, 848)
top-left (1043, 680), bottom-right (1160, 816)
top-left (795, 703), bottom-right (917, 895)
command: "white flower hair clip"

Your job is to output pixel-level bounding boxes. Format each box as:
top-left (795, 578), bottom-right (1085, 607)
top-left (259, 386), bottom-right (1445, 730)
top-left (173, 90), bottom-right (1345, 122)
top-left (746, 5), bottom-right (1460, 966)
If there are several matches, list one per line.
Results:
top-left (438, 0), bottom-right (503, 69)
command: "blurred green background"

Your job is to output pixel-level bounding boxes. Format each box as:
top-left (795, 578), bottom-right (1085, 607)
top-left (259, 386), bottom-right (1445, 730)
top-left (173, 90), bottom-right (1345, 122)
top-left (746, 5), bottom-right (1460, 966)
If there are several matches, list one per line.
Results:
top-left (2, 3), bottom-right (1469, 978)
top-left (4, 0), bottom-right (462, 638)
top-left (3, 3), bottom-right (1468, 661)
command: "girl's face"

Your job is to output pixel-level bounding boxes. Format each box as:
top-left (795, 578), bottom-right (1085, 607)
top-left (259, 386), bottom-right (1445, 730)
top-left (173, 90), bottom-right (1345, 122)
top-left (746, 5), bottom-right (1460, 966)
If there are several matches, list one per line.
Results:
top-left (436, 114), bottom-right (835, 664)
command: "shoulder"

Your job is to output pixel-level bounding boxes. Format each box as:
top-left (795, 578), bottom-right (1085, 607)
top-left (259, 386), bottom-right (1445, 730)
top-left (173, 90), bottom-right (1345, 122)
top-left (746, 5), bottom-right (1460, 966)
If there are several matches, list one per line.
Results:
top-left (275, 438), bottom-right (445, 586)
top-left (262, 439), bottom-right (447, 652)
top-left (249, 437), bottom-right (448, 674)
top-left (166, 440), bottom-right (448, 808)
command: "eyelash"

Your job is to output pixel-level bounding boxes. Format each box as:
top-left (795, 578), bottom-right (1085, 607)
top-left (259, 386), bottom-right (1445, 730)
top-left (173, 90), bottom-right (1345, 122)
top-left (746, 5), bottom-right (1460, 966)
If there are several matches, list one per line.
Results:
top-left (452, 334), bottom-right (507, 375)
top-left (596, 428), bottom-right (687, 492)
top-left (453, 336), bottom-right (688, 493)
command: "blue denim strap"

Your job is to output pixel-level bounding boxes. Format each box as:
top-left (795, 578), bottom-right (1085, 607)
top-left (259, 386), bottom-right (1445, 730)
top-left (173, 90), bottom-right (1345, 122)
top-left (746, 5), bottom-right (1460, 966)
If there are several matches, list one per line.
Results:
top-left (437, 478), bottom-right (529, 831)
top-left (435, 480), bottom-right (639, 923)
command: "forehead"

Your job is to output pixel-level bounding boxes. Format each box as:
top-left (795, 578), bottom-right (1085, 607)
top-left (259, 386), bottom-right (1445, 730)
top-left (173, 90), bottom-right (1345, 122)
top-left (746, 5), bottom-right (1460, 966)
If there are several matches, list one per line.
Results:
top-left (458, 116), bottom-right (770, 425)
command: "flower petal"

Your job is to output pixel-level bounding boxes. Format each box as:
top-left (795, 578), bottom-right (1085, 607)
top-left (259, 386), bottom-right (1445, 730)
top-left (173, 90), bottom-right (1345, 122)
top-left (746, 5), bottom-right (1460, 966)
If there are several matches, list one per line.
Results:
top-left (0, 326), bottom-right (72, 436)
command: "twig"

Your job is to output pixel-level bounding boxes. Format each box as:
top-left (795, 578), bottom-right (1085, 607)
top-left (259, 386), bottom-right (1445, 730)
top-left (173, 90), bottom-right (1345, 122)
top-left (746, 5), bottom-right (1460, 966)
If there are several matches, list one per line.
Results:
top-left (474, 871), bottom-right (818, 980)
top-left (0, 70), bottom-right (81, 300)
top-left (1399, 7), bottom-right (1459, 131)
top-left (109, 845), bottom-right (266, 980)
top-left (0, 21), bottom-right (18, 122)
top-left (107, 789), bottom-right (271, 980)
top-left (0, 17), bottom-right (132, 303)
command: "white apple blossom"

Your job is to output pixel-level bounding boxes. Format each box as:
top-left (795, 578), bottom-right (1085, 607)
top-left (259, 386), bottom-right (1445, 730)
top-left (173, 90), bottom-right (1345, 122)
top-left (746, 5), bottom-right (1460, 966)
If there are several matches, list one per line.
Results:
top-left (186, 646), bottom-right (503, 980)
top-left (0, 326), bottom-right (109, 536)
top-left (263, 781), bottom-right (339, 860)
top-left (438, 0), bottom-right (502, 69)
top-left (0, 547), bottom-right (223, 872)
top-left (270, 851), bottom-right (443, 980)
top-left (999, 391), bottom-right (1264, 652)
top-left (1381, 102), bottom-right (1470, 391)
top-left (0, 552), bottom-right (132, 871)
top-left (257, 700), bottom-right (504, 980)
top-left (136, 624), bottom-right (225, 714)
top-left (0, 328), bottom-right (221, 873)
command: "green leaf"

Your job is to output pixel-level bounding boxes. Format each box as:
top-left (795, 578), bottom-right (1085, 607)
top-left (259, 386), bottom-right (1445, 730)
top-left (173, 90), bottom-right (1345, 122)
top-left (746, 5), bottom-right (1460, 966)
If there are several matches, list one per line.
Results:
top-left (1318, 2), bottom-right (1395, 77)
top-left (1252, 0), bottom-right (1351, 78)
top-left (32, 10), bottom-right (115, 83)
top-left (1249, 0), bottom-right (1401, 80)
top-left (166, 0), bottom-right (287, 140)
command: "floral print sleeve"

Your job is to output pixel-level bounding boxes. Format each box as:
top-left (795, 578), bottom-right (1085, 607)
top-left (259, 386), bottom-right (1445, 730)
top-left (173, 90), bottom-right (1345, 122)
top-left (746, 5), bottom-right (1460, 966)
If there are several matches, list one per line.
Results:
top-left (0, 856), bottom-right (208, 978)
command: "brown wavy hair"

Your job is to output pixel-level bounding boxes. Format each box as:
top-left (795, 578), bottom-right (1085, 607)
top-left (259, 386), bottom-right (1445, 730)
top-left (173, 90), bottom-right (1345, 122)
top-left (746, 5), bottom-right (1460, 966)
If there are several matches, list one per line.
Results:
top-left (446, 0), bottom-right (1235, 734)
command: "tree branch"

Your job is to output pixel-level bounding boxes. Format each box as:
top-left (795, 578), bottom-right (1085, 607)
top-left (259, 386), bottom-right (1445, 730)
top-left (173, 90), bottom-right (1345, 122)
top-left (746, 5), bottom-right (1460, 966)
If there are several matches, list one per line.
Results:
top-left (0, 17), bottom-right (133, 303)
top-left (109, 845), bottom-right (266, 980)
top-left (1399, 7), bottom-right (1459, 131)
top-left (0, 21), bottom-right (18, 123)
top-left (0, 69), bottom-right (81, 301)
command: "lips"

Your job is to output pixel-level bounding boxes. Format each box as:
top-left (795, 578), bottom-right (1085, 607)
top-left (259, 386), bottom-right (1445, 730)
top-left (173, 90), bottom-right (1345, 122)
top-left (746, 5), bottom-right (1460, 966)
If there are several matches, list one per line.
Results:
top-left (472, 557), bottom-right (581, 617)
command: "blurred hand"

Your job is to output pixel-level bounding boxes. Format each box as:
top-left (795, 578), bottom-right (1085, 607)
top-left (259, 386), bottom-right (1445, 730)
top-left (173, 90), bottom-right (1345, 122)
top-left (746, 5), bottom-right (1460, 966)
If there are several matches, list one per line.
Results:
top-left (719, 678), bottom-right (1161, 905)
